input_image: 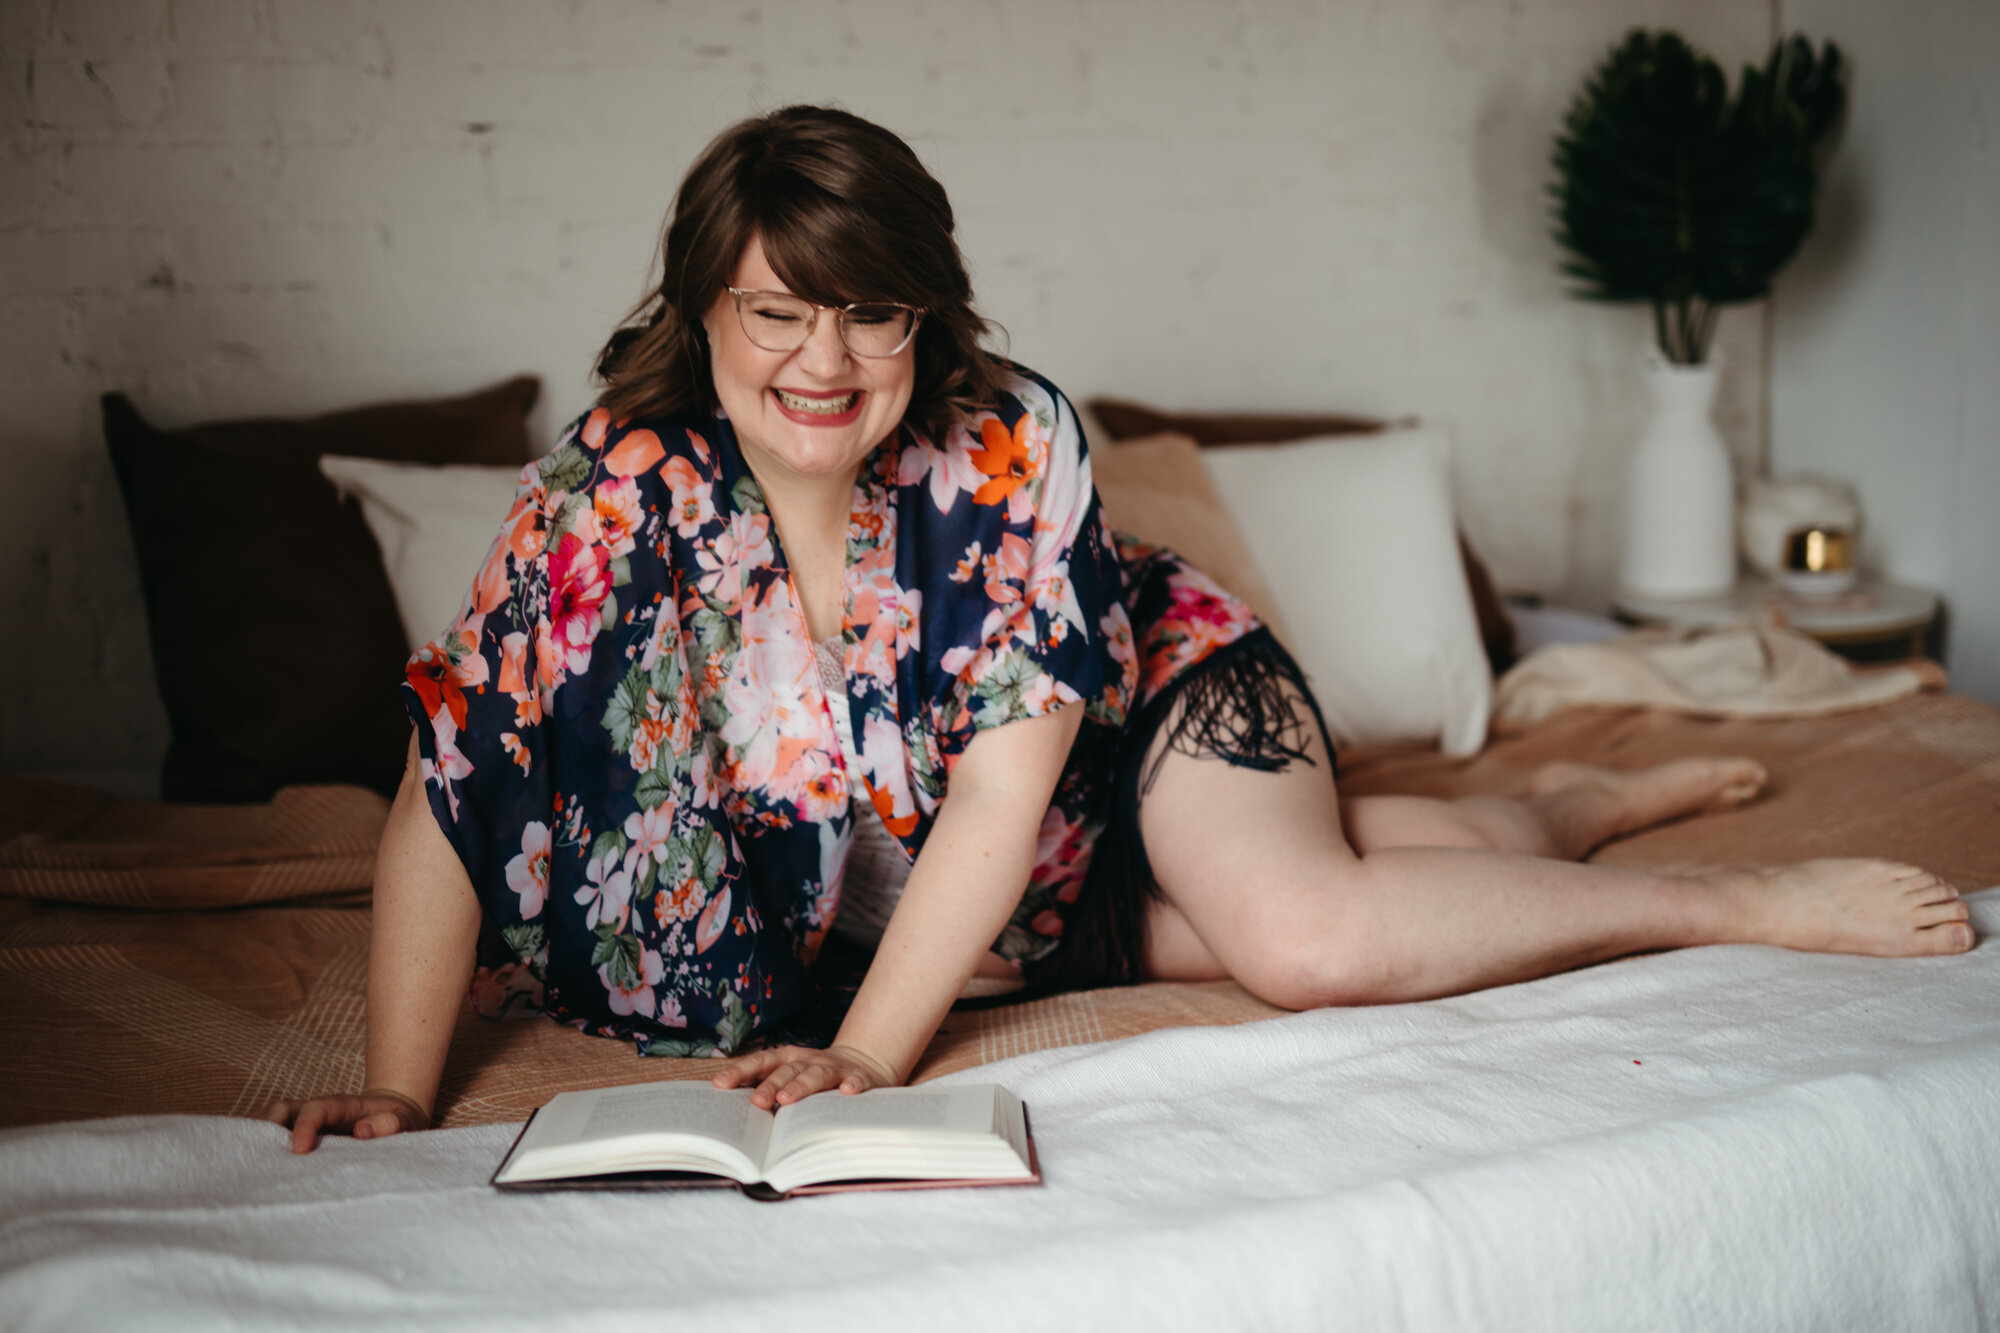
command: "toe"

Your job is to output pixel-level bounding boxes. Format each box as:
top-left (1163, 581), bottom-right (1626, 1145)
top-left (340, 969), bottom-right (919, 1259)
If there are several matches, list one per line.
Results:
top-left (1925, 921), bottom-right (1976, 954)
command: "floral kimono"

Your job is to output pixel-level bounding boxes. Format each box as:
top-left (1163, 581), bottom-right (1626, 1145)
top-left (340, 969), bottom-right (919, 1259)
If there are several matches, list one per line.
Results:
top-left (406, 366), bottom-right (1265, 1055)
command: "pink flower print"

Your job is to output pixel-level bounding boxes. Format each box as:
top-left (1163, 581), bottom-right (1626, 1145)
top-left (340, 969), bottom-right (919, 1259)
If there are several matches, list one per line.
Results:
top-left (505, 820), bottom-right (552, 918)
top-left (545, 531), bottom-right (611, 678)
top-left (982, 533), bottom-right (1031, 606)
top-left (656, 992), bottom-right (687, 1028)
top-left (575, 852), bottom-right (633, 931)
top-left (622, 803), bottom-right (675, 877)
top-left (423, 711), bottom-right (473, 819)
top-left (893, 588), bottom-right (922, 658)
top-left (796, 749), bottom-right (848, 824)
top-left (1100, 604), bottom-right (1136, 672)
top-left (592, 476), bottom-right (644, 559)
top-left (694, 511), bottom-right (773, 611)
top-left (899, 419), bottom-right (988, 515)
top-left (600, 944), bottom-right (665, 1019)
top-left (663, 456), bottom-right (716, 539)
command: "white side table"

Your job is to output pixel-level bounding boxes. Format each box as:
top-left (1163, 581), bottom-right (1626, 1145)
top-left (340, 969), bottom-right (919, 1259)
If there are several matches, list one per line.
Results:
top-left (1613, 578), bottom-right (1939, 658)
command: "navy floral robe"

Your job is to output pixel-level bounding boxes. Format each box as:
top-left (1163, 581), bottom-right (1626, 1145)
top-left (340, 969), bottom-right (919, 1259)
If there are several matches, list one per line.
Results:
top-left (406, 367), bottom-right (1262, 1055)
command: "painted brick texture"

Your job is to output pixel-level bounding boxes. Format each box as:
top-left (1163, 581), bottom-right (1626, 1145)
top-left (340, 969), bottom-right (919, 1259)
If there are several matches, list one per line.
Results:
top-left (1, 0), bottom-right (1774, 779)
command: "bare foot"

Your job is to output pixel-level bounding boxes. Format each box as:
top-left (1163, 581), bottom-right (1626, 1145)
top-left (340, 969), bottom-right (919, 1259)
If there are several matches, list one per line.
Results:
top-left (1705, 859), bottom-right (1976, 957)
top-left (1527, 757), bottom-right (1770, 857)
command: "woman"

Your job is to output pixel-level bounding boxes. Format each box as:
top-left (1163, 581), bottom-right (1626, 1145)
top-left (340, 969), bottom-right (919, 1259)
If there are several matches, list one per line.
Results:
top-left (270, 107), bottom-right (1972, 1151)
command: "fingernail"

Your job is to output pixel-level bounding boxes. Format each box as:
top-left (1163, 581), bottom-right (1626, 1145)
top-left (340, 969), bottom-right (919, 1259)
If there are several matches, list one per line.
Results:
top-left (1954, 924), bottom-right (1973, 949)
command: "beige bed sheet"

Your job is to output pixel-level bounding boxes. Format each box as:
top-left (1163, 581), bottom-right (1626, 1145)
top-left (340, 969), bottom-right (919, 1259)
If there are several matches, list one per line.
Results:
top-left (4, 692), bottom-right (1997, 1132)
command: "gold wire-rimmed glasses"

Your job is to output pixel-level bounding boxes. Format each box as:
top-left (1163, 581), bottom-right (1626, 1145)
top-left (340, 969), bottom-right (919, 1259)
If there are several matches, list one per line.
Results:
top-left (725, 288), bottom-right (924, 358)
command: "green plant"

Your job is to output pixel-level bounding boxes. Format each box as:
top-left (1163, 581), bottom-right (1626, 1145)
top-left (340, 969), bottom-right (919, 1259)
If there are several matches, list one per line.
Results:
top-left (1551, 31), bottom-right (1847, 365)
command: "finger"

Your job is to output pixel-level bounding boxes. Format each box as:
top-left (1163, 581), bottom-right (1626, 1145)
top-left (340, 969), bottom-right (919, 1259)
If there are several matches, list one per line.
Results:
top-left (264, 1099), bottom-right (297, 1126)
top-left (290, 1099), bottom-right (334, 1155)
top-left (749, 1061), bottom-right (810, 1108)
top-left (772, 1064), bottom-right (842, 1106)
top-left (353, 1109), bottom-right (407, 1141)
top-left (712, 1048), bottom-right (790, 1088)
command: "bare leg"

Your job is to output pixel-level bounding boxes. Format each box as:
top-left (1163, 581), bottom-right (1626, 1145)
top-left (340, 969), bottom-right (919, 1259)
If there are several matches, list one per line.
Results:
top-left (1140, 699), bottom-right (1974, 1009)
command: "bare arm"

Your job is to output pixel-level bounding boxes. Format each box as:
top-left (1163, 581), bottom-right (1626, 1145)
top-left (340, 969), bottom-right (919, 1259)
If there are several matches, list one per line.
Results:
top-left (265, 735), bottom-right (482, 1151)
top-left (715, 700), bottom-right (1087, 1105)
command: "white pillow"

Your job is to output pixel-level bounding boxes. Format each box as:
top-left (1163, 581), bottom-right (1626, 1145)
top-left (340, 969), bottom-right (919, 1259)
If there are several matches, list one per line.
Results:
top-left (318, 455), bottom-right (527, 649)
top-left (1199, 426), bottom-right (1491, 755)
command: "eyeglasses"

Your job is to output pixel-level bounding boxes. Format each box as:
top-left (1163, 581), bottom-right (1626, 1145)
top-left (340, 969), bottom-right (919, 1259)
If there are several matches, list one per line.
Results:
top-left (725, 288), bottom-right (924, 358)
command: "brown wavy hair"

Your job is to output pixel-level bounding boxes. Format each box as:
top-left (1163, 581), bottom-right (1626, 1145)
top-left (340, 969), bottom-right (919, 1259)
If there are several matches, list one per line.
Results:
top-left (595, 106), bottom-right (1006, 440)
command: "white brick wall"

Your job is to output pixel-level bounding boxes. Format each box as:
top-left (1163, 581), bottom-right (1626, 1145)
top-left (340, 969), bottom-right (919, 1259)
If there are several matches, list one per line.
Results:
top-left (1, 0), bottom-right (1776, 778)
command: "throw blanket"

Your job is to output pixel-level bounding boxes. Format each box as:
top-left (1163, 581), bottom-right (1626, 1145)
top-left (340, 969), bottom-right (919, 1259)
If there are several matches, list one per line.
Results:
top-left (1494, 619), bottom-right (1937, 730)
top-left (6, 890), bottom-right (1996, 1332)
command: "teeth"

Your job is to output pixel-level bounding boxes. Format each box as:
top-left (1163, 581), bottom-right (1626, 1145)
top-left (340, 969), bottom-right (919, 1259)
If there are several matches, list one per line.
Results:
top-left (776, 390), bottom-right (856, 415)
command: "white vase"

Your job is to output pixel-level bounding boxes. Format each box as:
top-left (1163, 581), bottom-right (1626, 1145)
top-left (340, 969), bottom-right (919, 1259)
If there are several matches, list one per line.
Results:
top-left (1618, 356), bottom-right (1736, 600)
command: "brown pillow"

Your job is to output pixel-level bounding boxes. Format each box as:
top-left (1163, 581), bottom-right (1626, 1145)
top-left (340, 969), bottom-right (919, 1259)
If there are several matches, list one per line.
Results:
top-left (0, 777), bottom-right (384, 908)
top-left (1086, 398), bottom-right (1517, 673)
top-left (103, 376), bottom-right (541, 802)
top-left (1090, 433), bottom-right (1292, 645)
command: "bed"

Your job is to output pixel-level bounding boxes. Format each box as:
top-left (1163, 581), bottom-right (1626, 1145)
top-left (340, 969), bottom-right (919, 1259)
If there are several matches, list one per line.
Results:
top-left (4, 389), bottom-right (1997, 1329)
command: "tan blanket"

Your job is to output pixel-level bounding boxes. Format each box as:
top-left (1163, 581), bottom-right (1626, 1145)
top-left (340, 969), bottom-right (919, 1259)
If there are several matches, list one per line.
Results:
top-left (1494, 619), bottom-right (1939, 730)
top-left (6, 692), bottom-right (2000, 1131)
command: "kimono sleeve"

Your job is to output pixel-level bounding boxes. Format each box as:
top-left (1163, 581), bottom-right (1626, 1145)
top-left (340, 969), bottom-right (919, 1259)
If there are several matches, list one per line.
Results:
top-left (947, 377), bottom-right (1134, 735)
top-left (400, 452), bottom-right (561, 906)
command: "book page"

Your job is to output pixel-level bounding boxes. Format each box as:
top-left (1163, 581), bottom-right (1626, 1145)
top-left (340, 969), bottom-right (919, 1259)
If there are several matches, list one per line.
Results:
top-left (766, 1085), bottom-right (992, 1161)
top-left (576, 1085), bottom-right (764, 1151)
top-left (498, 1082), bottom-right (772, 1183)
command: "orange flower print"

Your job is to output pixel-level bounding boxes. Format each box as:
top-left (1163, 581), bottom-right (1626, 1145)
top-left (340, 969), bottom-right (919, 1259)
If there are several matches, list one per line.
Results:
top-left (592, 476), bottom-right (645, 559)
top-left (969, 414), bottom-right (1041, 508)
top-left (663, 456), bottom-right (716, 539)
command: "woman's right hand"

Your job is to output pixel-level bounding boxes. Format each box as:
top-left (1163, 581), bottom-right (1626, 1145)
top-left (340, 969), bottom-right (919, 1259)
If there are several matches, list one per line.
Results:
top-left (264, 1088), bottom-right (430, 1154)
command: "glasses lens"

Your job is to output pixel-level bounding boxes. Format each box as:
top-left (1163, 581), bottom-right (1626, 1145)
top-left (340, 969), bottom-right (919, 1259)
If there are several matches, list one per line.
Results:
top-left (736, 292), bottom-right (814, 351)
top-left (840, 304), bottom-right (918, 357)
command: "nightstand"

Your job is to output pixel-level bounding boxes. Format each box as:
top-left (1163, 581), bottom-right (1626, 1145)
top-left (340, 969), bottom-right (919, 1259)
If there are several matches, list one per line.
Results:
top-left (1613, 577), bottom-right (1939, 660)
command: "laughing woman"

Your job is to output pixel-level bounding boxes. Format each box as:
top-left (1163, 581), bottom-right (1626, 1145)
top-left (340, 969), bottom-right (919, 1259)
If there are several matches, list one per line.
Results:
top-left (270, 106), bottom-right (1972, 1150)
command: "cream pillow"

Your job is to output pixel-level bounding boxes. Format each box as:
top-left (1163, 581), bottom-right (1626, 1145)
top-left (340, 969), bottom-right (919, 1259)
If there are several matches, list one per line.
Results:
top-left (1198, 426), bottom-right (1491, 756)
top-left (318, 455), bottom-right (527, 648)
top-left (1089, 432), bottom-right (1291, 645)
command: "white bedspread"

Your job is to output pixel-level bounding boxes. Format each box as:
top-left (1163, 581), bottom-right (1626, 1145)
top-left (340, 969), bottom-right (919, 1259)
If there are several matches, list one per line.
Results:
top-left (6, 890), bottom-right (1998, 1333)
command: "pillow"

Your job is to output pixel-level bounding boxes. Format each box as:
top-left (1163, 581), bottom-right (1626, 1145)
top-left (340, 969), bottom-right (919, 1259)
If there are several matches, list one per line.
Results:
top-left (1087, 433), bottom-right (1292, 644)
top-left (1199, 425), bottom-right (1492, 755)
top-left (103, 376), bottom-right (541, 803)
top-left (1087, 398), bottom-right (1517, 673)
top-left (319, 457), bottom-right (529, 651)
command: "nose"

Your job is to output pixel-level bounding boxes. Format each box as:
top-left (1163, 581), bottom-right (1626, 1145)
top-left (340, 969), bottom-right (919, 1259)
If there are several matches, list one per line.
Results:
top-left (794, 306), bottom-right (853, 379)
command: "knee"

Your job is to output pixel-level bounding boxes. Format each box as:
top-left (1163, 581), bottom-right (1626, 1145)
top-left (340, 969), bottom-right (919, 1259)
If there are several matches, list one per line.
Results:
top-left (1231, 924), bottom-right (1414, 1011)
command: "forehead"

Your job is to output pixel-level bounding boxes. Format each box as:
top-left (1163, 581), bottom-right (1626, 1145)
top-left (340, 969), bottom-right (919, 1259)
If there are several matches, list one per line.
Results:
top-left (728, 235), bottom-right (789, 294)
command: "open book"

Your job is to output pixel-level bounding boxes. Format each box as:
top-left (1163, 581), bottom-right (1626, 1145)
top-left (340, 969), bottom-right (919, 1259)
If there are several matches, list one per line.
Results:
top-left (491, 1081), bottom-right (1038, 1199)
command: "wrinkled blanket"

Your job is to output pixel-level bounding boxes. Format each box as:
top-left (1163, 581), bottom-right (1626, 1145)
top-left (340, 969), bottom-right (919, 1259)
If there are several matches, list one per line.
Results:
top-left (4, 889), bottom-right (1997, 1332)
top-left (1493, 620), bottom-right (1936, 730)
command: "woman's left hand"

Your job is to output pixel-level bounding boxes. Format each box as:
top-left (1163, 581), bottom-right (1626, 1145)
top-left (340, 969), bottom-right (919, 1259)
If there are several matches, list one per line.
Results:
top-left (712, 1043), bottom-right (901, 1109)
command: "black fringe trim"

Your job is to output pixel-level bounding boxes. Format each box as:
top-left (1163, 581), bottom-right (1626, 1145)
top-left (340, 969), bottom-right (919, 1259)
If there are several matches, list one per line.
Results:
top-left (1026, 628), bottom-right (1334, 995)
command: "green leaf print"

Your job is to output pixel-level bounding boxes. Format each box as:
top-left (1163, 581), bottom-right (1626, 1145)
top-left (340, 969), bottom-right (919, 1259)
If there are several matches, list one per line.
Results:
top-left (590, 828), bottom-right (628, 869)
top-left (599, 589), bottom-right (620, 635)
top-left (635, 764), bottom-right (676, 812)
top-left (730, 473), bottom-right (767, 516)
top-left (609, 554), bottom-right (632, 588)
top-left (690, 827), bottom-right (725, 890)
top-left (715, 984), bottom-right (752, 1052)
top-left (601, 662), bottom-right (650, 752)
top-left (693, 605), bottom-right (740, 661)
top-left (641, 1038), bottom-right (719, 1058)
top-left (538, 443), bottom-right (592, 495)
top-left (972, 649), bottom-right (1043, 729)
top-left (500, 923), bottom-right (545, 965)
top-left (591, 923), bottom-right (642, 989)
